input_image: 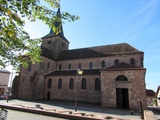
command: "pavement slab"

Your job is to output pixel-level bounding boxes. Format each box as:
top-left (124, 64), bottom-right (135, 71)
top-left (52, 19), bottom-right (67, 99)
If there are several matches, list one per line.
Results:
top-left (0, 99), bottom-right (141, 120)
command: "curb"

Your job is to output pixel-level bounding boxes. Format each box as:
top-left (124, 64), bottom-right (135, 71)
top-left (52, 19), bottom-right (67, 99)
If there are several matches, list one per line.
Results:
top-left (0, 104), bottom-right (105, 120)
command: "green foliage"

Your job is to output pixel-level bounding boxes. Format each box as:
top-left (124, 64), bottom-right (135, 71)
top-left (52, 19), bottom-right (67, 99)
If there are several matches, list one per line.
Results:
top-left (0, 0), bottom-right (79, 71)
top-left (153, 98), bottom-right (157, 106)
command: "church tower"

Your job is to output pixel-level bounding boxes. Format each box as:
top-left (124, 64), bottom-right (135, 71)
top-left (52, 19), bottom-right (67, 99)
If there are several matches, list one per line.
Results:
top-left (41, 8), bottom-right (69, 59)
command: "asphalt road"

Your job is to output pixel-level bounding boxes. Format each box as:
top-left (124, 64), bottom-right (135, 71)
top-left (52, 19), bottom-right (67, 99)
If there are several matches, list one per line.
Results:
top-left (148, 106), bottom-right (160, 120)
top-left (7, 109), bottom-right (69, 120)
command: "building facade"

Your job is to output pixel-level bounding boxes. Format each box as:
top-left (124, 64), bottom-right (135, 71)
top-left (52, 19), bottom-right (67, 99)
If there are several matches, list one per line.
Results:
top-left (156, 86), bottom-right (160, 106)
top-left (146, 89), bottom-right (155, 106)
top-left (13, 8), bottom-right (147, 110)
top-left (0, 69), bottom-right (10, 96)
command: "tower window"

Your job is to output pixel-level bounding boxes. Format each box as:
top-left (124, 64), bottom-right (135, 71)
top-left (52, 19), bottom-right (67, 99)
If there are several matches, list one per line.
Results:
top-left (130, 58), bottom-right (135, 65)
top-left (62, 42), bottom-right (65, 47)
top-left (48, 40), bottom-right (51, 44)
top-left (101, 61), bottom-right (105, 68)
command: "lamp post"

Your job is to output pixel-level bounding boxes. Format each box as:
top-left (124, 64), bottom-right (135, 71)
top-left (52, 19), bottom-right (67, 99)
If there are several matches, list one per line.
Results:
top-left (6, 89), bottom-right (9, 103)
top-left (75, 69), bottom-right (83, 112)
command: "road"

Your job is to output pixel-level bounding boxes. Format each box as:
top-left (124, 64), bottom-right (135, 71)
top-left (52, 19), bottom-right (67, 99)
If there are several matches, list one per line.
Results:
top-left (7, 109), bottom-right (69, 120)
top-left (148, 106), bottom-right (160, 120)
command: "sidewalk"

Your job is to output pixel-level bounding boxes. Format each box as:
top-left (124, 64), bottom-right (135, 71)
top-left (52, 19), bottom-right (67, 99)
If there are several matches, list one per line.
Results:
top-left (0, 99), bottom-right (141, 120)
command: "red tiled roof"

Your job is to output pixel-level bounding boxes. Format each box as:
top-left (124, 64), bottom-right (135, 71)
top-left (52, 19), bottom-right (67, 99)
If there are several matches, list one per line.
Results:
top-left (146, 89), bottom-right (155, 97)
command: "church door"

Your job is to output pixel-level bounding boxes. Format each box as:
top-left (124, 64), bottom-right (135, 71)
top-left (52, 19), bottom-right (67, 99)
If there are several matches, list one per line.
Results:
top-left (47, 91), bottom-right (50, 100)
top-left (116, 88), bottom-right (129, 109)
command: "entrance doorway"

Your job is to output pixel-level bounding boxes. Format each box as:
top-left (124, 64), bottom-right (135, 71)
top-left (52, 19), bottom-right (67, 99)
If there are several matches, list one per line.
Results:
top-left (116, 88), bottom-right (129, 109)
top-left (47, 91), bottom-right (50, 100)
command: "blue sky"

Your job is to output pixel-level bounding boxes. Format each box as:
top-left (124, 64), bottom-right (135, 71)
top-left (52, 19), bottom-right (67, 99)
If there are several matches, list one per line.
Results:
top-left (9, 0), bottom-right (160, 91)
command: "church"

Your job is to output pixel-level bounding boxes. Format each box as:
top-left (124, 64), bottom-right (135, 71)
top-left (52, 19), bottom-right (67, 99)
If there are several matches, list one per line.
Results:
top-left (12, 8), bottom-right (147, 110)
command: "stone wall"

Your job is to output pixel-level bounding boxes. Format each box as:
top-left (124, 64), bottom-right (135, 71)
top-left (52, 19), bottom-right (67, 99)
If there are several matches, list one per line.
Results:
top-left (18, 57), bottom-right (56, 100)
top-left (101, 68), bottom-right (147, 110)
top-left (45, 75), bottom-right (101, 103)
top-left (57, 53), bottom-right (143, 70)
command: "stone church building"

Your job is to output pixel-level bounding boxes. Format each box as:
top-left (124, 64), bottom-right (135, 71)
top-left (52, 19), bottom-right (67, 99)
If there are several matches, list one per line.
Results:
top-left (12, 9), bottom-right (147, 110)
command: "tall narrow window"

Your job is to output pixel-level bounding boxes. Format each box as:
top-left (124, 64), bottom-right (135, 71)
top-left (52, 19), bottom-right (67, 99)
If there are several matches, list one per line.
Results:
top-left (22, 76), bottom-right (25, 82)
top-left (48, 40), bottom-right (51, 44)
top-left (89, 62), bottom-right (93, 69)
top-left (69, 78), bottom-right (74, 89)
top-left (95, 78), bottom-right (101, 90)
top-left (47, 63), bottom-right (50, 68)
top-left (101, 61), bottom-right (105, 68)
top-left (81, 78), bottom-right (86, 89)
top-left (78, 63), bottom-right (81, 69)
top-left (47, 78), bottom-right (52, 89)
top-left (59, 64), bottom-right (62, 70)
top-left (68, 64), bottom-right (71, 70)
top-left (58, 78), bottom-right (62, 89)
top-left (130, 58), bottom-right (135, 66)
top-left (114, 59), bottom-right (119, 65)
top-left (28, 62), bottom-right (32, 71)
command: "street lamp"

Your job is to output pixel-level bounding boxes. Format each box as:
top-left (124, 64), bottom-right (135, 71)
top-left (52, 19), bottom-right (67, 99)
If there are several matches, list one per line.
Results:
top-left (6, 88), bottom-right (9, 103)
top-left (75, 69), bottom-right (83, 112)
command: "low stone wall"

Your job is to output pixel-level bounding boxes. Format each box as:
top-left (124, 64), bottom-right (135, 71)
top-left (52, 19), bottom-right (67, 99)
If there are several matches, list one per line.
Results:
top-left (144, 110), bottom-right (157, 120)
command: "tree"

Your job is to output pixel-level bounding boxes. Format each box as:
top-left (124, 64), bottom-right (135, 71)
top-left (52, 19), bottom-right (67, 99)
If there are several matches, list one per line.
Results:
top-left (0, 0), bottom-right (79, 71)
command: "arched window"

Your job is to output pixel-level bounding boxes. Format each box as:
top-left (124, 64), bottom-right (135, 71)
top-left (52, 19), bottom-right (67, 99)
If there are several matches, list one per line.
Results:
top-left (114, 59), bottom-right (119, 65)
top-left (58, 78), bottom-right (62, 89)
top-left (81, 78), bottom-right (86, 89)
top-left (69, 78), bottom-right (74, 89)
top-left (59, 64), bottom-right (62, 70)
top-left (28, 62), bottom-right (32, 71)
top-left (95, 78), bottom-right (101, 90)
top-left (101, 61), bottom-right (105, 68)
top-left (89, 62), bottom-right (93, 69)
top-left (116, 75), bottom-right (128, 81)
top-left (68, 64), bottom-right (71, 70)
top-left (47, 78), bottom-right (52, 89)
top-left (78, 63), bottom-right (81, 69)
top-left (130, 58), bottom-right (135, 66)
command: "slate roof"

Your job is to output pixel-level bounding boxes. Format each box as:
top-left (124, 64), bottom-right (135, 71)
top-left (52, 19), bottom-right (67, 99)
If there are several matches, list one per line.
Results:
top-left (46, 69), bottom-right (100, 77)
top-left (41, 8), bottom-right (69, 43)
top-left (146, 89), bottom-right (155, 97)
top-left (0, 69), bottom-right (10, 74)
top-left (58, 43), bottom-right (143, 61)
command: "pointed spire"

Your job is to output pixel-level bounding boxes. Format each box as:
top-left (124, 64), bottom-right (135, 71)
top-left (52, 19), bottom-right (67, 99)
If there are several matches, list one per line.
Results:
top-left (41, 7), bottom-right (64, 39)
top-left (56, 7), bottom-right (64, 36)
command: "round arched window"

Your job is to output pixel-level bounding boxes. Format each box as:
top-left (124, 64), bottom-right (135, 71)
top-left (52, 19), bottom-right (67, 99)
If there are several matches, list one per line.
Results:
top-left (116, 75), bottom-right (128, 81)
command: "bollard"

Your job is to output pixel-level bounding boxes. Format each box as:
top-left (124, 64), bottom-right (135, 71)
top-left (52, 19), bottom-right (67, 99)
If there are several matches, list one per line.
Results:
top-left (131, 110), bottom-right (134, 115)
top-left (139, 100), bottom-right (144, 119)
